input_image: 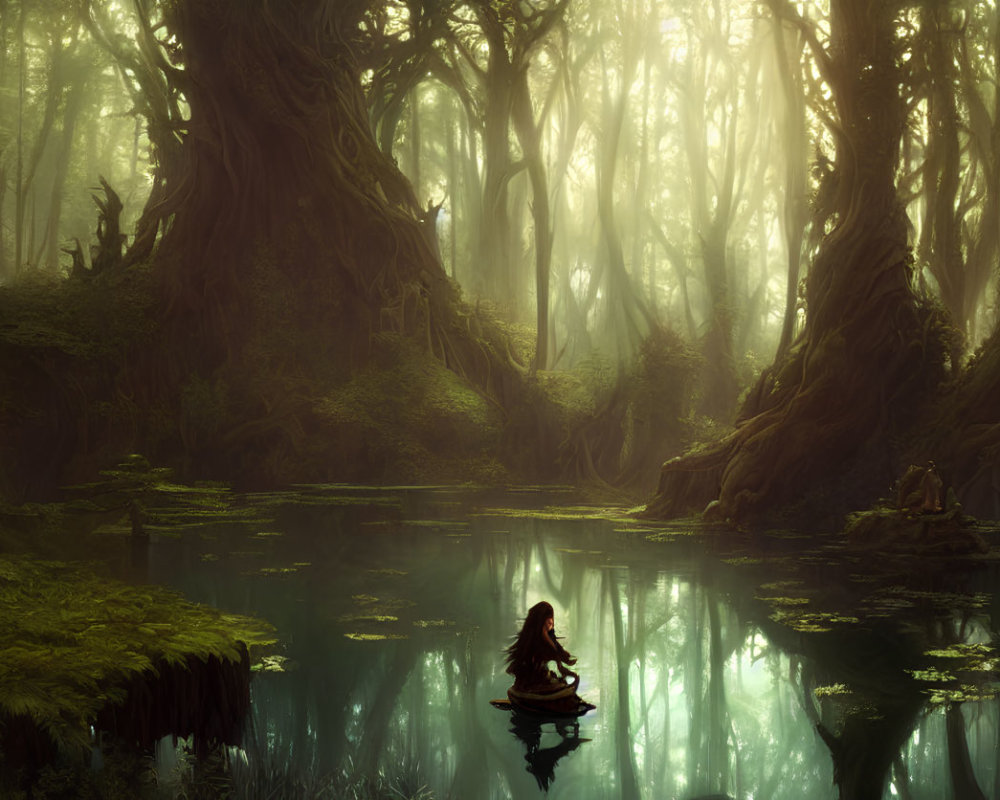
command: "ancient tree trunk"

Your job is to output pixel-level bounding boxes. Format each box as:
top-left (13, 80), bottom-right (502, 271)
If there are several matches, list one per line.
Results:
top-left (958, 10), bottom-right (1000, 346)
top-left (13, 0), bottom-right (26, 273)
top-left (596, 43), bottom-right (652, 367)
top-left (677, 11), bottom-right (741, 421)
top-left (511, 67), bottom-right (553, 370)
top-left (647, 0), bottom-right (946, 523)
top-left (104, 0), bottom-right (539, 484)
top-left (154, 1), bottom-right (444, 346)
top-left (0, 0), bottom-right (12, 278)
top-left (84, 0), bottom-right (188, 269)
top-left (769, 6), bottom-right (809, 361)
top-left (42, 64), bottom-right (86, 271)
top-left (475, 6), bottom-right (515, 302)
top-left (917, 5), bottom-right (965, 357)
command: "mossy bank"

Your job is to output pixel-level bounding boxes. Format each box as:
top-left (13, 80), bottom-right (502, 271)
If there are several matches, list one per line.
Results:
top-left (0, 556), bottom-right (275, 786)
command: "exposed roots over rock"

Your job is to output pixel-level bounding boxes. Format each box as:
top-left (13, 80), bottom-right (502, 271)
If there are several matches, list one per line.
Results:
top-left (913, 323), bottom-right (1000, 520)
top-left (646, 216), bottom-right (951, 526)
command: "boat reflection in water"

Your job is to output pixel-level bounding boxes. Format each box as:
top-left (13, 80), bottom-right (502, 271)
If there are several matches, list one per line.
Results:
top-left (507, 709), bottom-right (591, 791)
top-left (147, 487), bottom-right (1000, 800)
top-left (491, 662), bottom-right (596, 794)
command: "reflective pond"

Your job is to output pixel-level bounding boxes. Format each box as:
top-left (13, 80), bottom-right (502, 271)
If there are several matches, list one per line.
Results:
top-left (146, 486), bottom-right (1000, 800)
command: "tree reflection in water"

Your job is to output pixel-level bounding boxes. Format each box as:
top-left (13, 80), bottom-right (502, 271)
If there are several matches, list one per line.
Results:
top-left (148, 487), bottom-right (999, 799)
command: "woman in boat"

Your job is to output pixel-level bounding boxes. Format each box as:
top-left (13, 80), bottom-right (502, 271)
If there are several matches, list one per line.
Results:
top-left (504, 601), bottom-right (592, 715)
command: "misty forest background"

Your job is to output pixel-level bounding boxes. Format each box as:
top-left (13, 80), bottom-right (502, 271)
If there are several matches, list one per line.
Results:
top-left (2, 0), bottom-right (1000, 527)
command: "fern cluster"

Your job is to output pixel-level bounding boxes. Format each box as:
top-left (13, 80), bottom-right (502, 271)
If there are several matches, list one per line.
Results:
top-left (0, 556), bottom-right (275, 755)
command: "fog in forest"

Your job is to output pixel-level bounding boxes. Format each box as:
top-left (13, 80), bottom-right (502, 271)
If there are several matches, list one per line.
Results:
top-left (2, 1), bottom-right (1000, 799)
top-left (7, 1), bottom-right (997, 388)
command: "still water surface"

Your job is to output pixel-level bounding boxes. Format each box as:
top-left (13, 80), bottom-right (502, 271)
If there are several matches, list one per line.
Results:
top-left (146, 486), bottom-right (1000, 799)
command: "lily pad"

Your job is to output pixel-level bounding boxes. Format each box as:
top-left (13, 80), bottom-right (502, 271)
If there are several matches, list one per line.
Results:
top-left (344, 633), bottom-right (408, 642)
top-left (338, 614), bottom-right (400, 624)
top-left (252, 654), bottom-right (297, 673)
top-left (813, 683), bottom-right (853, 698)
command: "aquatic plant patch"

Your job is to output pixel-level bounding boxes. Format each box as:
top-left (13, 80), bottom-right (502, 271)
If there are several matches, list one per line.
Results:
top-left (245, 565), bottom-right (301, 577)
top-left (472, 505), bottom-right (634, 522)
top-left (249, 490), bottom-right (404, 509)
top-left (767, 608), bottom-right (862, 633)
top-left (813, 683), bottom-right (853, 698)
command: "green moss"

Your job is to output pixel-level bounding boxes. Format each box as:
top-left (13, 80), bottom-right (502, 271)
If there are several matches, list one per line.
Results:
top-left (313, 333), bottom-right (507, 482)
top-left (0, 556), bottom-right (275, 753)
top-left (843, 502), bottom-right (989, 555)
top-left (179, 374), bottom-right (231, 445)
top-left (0, 266), bottom-right (157, 361)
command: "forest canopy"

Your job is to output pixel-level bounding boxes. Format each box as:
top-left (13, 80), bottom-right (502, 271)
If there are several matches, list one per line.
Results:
top-left (1, 0), bottom-right (999, 524)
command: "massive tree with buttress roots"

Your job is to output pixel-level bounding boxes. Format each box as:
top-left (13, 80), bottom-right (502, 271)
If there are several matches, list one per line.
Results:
top-left (646, 0), bottom-right (952, 524)
top-left (155, 0), bottom-right (467, 366)
top-left (120, 0), bottom-right (543, 484)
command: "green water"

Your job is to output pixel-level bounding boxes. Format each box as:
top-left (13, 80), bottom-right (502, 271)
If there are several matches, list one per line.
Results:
top-left (147, 486), bottom-right (1000, 800)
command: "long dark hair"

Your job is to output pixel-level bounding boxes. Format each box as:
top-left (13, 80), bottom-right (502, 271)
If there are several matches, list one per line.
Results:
top-left (504, 601), bottom-right (573, 675)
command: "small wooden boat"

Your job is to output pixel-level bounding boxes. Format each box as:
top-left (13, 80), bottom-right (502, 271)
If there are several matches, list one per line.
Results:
top-left (491, 682), bottom-right (595, 718)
